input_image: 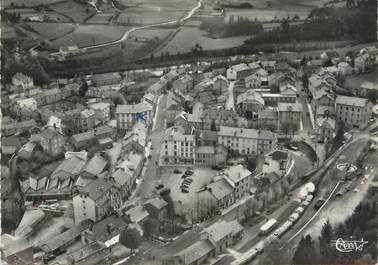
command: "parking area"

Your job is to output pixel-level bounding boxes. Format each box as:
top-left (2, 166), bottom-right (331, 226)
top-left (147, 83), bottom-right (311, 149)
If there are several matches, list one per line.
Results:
top-left (157, 166), bottom-right (219, 220)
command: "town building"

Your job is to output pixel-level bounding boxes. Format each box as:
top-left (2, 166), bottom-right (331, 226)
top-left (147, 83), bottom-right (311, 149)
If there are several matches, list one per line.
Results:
top-left (317, 117), bottom-right (336, 142)
top-left (218, 126), bottom-right (277, 155)
top-left (66, 241), bottom-right (110, 265)
top-left (201, 109), bottom-right (239, 131)
top-left (236, 89), bottom-right (265, 117)
top-left (277, 102), bottom-right (302, 131)
top-left (335, 95), bottom-right (372, 130)
top-left (261, 93), bottom-right (297, 106)
top-left (257, 108), bottom-right (279, 131)
top-left (91, 72), bottom-right (122, 86)
top-left (73, 178), bottom-right (123, 224)
top-left (353, 81), bottom-right (378, 98)
top-left (161, 126), bottom-right (195, 164)
top-left (143, 197), bottom-right (168, 221)
top-left (40, 127), bottom-right (65, 156)
top-left (89, 102), bottom-right (111, 121)
top-left (15, 98), bottom-right (37, 113)
top-left (263, 149), bottom-right (292, 176)
top-left (116, 102), bottom-right (153, 132)
top-left (227, 63), bottom-right (252, 80)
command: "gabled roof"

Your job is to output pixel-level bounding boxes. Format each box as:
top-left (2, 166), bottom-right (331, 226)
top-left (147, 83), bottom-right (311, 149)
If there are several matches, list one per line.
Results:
top-left (144, 197), bottom-right (168, 210)
top-left (80, 178), bottom-right (117, 201)
top-left (112, 168), bottom-right (132, 186)
top-left (222, 164), bottom-right (252, 184)
top-left (236, 89), bottom-right (264, 105)
top-left (203, 220), bottom-right (243, 243)
top-left (175, 239), bottom-right (215, 265)
top-left (266, 150), bottom-right (289, 161)
top-left (83, 155), bottom-right (108, 177)
top-left (218, 126), bottom-right (276, 141)
top-left (206, 178), bottom-right (233, 200)
top-left (52, 156), bottom-right (86, 178)
top-left (41, 127), bottom-right (63, 140)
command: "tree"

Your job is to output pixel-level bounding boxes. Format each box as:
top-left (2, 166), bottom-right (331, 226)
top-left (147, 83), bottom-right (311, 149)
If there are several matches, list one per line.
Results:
top-left (292, 235), bottom-right (317, 265)
top-left (210, 119), bottom-right (217, 131)
top-left (150, 53), bottom-right (154, 62)
top-left (119, 228), bottom-right (142, 253)
top-left (318, 219), bottom-right (335, 264)
top-left (246, 156), bottom-right (257, 172)
top-left (143, 218), bottom-right (159, 238)
top-left (281, 122), bottom-right (291, 135)
top-left (366, 90), bottom-right (378, 103)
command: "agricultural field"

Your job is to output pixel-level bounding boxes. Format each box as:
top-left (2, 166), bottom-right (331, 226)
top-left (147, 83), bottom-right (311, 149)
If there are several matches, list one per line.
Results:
top-left (86, 12), bottom-right (115, 24)
top-left (26, 22), bottom-right (75, 41)
top-left (51, 25), bottom-right (132, 48)
top-left (117, 8), bottom-right (185, 25)
top-left (49, 1), bottom-right (96, 23)
top-left (344, 70), bottom-right (378, 89)
top-left (2, 0), bottom-right (63, 8)
top-left (119, 0), bottom-right (196, 10)
top-left (128, 28), bottom-right (173, 42)
top-left (1, 25), bottom-right (18, 39)
top-left (158, 26), bottom-right (250, 55)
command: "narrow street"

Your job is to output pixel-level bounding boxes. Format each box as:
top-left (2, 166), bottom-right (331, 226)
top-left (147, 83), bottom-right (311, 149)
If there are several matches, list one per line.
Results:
top-left (136, 95), bottom-right (167, 198)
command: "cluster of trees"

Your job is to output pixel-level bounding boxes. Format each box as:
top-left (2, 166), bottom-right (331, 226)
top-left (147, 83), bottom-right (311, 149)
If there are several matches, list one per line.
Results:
top-left (245, 1), bottom-right (376, 46)
top-left (3, 57), bottom-right (50, 86)
top-left (199, 16), bottom-right (263, 37)
top-left (293, 195), bottom-right (377, 264)
top-left (2, 11), bottom-right (22, 23)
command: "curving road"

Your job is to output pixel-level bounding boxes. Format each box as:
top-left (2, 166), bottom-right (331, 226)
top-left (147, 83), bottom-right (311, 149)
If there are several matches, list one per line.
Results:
top-left (82, 0), bottom-right (202, 50)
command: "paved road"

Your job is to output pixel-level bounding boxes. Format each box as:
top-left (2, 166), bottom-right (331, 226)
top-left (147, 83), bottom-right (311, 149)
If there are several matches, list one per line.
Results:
top-left (246, 136), bottom-right (371, 264)
top-left (81, 0), bottom-right (202, 50)
top-left (136, 95), bottom-right (167, 198)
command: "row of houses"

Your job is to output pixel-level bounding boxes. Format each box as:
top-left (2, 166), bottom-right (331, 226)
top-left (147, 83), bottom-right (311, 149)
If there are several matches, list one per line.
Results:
top-left (160, 124), bottom-right (278, 166)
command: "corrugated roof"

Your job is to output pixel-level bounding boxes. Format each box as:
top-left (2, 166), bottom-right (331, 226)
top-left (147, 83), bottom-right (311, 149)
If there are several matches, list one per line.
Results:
top-left (175, 239), bottom-right (215, 264)
top-left (116, 101), bottom-right (153, 114)
top-left (335, 95), bottom-right (368, 107)
top-left (218, 126), bottom-right (276, 140)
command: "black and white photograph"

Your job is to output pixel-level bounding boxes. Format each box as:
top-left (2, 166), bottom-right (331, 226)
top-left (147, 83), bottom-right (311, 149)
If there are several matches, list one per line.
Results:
top-left (1, 0), bottom-right (377, 264)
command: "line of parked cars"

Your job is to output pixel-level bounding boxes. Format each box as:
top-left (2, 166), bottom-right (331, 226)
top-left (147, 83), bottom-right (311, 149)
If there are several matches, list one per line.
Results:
top-left (180, 169), bottom-right (194, 193)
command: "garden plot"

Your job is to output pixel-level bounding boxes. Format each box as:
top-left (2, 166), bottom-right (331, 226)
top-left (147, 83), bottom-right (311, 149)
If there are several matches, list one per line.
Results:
top-left (26, 22), bottom-right (75, 40)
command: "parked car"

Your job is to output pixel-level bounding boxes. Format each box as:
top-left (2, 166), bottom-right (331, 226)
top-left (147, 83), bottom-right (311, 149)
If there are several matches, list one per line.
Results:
top-left (185, 177), bottom-right (193, 182)
top-left (160, 187), bottom-right (171, 196)
top-left (181, 183), bottom-right (189, 189)
top-left (155, 184), bottom-right (164, 190)
top-left (288, 144), bottom-right (299, 151)
top-left (184, 170), bottom-right (194, 175)
top-left (173, 169), bottom-right (182, 174)
top-left (181, 188), bottom-right (189, 193)
top-left (43, 253), bottom-right (56, 264)
top-left (314, 199), bottom-right (325, 210)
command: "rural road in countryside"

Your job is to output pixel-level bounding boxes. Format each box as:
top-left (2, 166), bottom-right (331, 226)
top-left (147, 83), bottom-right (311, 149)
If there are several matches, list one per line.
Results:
top-left (82, 0), bottom-right (203, 50)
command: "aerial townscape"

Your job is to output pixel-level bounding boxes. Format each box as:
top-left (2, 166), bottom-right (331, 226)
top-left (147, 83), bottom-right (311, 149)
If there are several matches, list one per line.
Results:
top-left (1, 0), bottom-right (377, 265)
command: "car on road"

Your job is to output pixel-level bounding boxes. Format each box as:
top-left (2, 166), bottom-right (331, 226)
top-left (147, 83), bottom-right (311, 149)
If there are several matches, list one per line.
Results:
top-left (288, 144), bottom-right (299, 151)
top-left (184, 170), bottom-right (194, 175)
top-left (314, 199), bottom-right (325, 210)
top-left (173, 169), bottom-right (182, 174)
top-left (43, 253), bottom-right (56, 264)
top-left (181, 183), bottom-right (189, 189)
top-left (184, 177), bottom-right (193, 182)
top-left (181, 188), bottom-right (189, 193)
top-left (155, 184), bottom-right (164, 190)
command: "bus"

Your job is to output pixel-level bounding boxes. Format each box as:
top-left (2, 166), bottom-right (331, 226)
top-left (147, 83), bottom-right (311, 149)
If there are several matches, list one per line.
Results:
top-left (259, 219), bottom-right (277, 235)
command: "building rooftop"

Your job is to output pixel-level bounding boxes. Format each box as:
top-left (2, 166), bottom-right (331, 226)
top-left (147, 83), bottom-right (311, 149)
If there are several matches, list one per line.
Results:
top-left (236, 89), bottom-right (264, 105)
top-left (196, 146), bottom-right (215, 154)
top-left (277, 102), bottom-right (303, 112)
top-left (222, 164), bottom-right (252, 185)
top-left (203, 220), bottom-right (243, 243)
top-left (82, 155), bottom-right (108, 177)
top-left (144, 197), bottom-right (168, 210)
top-left (112, 168), bottom-right (132, 186)
top-left (80, 178), bottom-right (116, 202)
top-left (206, 178), bottom-right (233, 200)
top-left (335, 95), bottom-right (368, 107)
top-left (175, 239), bottom-right (215, 265)
top-left (266, 150), bottom-right (289, 161)
top-left (116, 101), bottom-right (153, 114)
top-left (125, 205), bottom-right (149, 224)
top-left (52, 156), bottom-right (86, 178)
top-left (218, 126), bottom-right (276, 141)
